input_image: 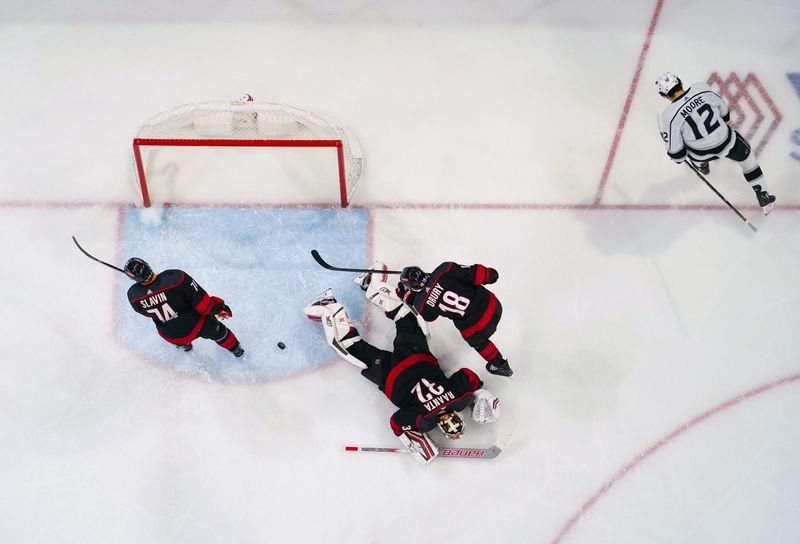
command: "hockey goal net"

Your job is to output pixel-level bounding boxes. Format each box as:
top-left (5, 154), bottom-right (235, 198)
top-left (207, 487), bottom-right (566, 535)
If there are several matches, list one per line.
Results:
top-left (132, 98), bottom-right (363, 207)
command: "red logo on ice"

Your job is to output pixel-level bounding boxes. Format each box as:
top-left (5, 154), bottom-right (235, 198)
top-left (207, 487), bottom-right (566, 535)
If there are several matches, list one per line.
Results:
top-left (707, 72), bottom-right (783, 155)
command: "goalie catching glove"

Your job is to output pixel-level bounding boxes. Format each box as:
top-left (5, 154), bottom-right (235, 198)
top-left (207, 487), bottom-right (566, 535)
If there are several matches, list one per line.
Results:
top-left (398, 429), bottom-right (439, 465)
top-left (471, 388), bottom-right (500, 424)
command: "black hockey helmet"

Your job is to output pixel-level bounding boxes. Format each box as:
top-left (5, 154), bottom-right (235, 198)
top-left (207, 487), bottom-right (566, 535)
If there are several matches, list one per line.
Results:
top-left (437, 411), bottom-right (464, 440)
top-left (124, 257), bottom-right (155, 284)
top-left (399, 266), bottom-right (429, 292)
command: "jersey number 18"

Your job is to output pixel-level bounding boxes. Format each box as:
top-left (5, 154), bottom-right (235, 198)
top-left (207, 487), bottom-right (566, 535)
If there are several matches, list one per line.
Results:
top-left (438, 291), bottom-right (470, 317)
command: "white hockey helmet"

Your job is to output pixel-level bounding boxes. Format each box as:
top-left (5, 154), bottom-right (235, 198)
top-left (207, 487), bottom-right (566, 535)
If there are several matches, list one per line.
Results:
top-left (436, 410), bottom-right (465, 440)
top-left (655, 72), bottom-right (682, 97)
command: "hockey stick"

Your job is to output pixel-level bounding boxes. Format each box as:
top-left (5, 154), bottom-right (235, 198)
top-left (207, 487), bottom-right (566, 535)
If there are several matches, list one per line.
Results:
top-left (345, 427), bottom-right (513, 460)
top-left (656, 114), bottom-right (757, 233)
top-left (685, 162), bottom-right (758, 233)
top-left (311, 250), bottom-right (404, 274)
top-left (344, 444), bottom-right (503, 459)
top-left (72, 236), bottom-right (127, 274)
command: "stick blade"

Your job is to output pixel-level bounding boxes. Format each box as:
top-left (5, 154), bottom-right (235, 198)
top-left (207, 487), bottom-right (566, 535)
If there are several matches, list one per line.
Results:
top-left (310, 249), bottom-right (331, 269)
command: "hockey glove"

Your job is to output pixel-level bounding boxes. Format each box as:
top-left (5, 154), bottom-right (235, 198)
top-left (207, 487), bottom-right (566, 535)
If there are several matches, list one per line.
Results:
top-left (395, 284), bottom-right (414, 304)
top-left (471, 389), bottom-right (500, 424)
top-left (474, 265), bottom-right (498, 285)
top-left (210, 296), bottom-right (232, 319)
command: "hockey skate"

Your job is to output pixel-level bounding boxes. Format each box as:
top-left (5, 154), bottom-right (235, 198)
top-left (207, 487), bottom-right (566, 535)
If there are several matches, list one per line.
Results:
top-left (353, 261), bottom-right (389, 291)
top-left (176, 343), bottom-right (193, 352)
top-left (231, 343), bottom-right (245, 358)
top-left (303, 289), bottom-right (337, 321)
top-left (754, 185), bottom-right (776, 215)
top-left (486, 359), bottom-right (513, 377)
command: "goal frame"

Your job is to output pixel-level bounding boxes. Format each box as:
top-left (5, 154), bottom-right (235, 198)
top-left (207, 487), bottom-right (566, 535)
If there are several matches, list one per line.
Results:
top-left (131, 100), bottom-right (362, 208)
top-left (133, 138), bottom-right (350, 207)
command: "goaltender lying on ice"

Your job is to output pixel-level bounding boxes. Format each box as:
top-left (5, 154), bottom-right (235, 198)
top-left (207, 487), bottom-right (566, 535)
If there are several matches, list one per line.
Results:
top-left (303, 263), bottom-right (500, 465)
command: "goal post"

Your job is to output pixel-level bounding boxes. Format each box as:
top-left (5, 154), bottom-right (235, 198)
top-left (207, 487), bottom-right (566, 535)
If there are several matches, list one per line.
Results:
top-left (132, 98), bottom-right (363, 207)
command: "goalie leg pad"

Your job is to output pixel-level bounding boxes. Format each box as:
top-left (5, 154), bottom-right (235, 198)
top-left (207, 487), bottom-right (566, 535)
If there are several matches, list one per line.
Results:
top-left (313, 302), bottom-right (367, 369)
top-left (303, 288), bottom-right (337, 321)
top-left (398, 430), bottom-right (439, 465)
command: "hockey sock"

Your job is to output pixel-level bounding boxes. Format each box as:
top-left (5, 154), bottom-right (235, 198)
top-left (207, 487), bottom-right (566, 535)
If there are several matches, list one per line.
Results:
top-left (476, 340), bottom-right (504, 365)
top-left (216, 329), bottom-right (239, 350)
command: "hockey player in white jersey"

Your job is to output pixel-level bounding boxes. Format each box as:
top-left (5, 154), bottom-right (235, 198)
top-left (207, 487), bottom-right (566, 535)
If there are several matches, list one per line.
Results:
top-left (656, 72), bottom-right (776, 215)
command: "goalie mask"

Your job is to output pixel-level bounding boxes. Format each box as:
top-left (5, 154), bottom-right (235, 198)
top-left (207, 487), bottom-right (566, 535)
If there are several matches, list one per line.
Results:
top-left (124, 257), bottom-right (155, 284)
top-left (400, 266), bottom-right (429, 292)
top-left (655, 72), bottom-right (682, 98)
top-left (436, 411), bottom-right (465, 440)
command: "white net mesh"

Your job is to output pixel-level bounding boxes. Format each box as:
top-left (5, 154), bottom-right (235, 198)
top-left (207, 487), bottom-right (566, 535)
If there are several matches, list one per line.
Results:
top-left (134, 99), bottom-right (363, 206)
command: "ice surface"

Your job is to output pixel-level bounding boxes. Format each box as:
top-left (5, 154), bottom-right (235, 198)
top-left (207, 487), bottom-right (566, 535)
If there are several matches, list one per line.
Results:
top-left (2, 1), bottom-right (800, 543)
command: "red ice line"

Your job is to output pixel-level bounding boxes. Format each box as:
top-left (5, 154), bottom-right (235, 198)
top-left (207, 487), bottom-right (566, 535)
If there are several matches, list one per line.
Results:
top-left (5, 200), bottom-right (800, 212)
top-left (592, 0), bottom-right (665, 206)
top-left (549, 372), bottom-right (800, 544)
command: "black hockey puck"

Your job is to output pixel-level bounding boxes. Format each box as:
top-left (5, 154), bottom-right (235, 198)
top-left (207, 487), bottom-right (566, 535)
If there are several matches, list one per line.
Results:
top-left (277, 342), bottom-right (286, 350)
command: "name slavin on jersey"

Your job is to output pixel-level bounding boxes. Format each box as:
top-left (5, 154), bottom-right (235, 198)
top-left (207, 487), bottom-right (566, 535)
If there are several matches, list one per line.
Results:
top-left (680, 95), bottom-right (706, 117)
top-left (139, 291), bottom-right (167, 309)
top-left (426, 283), bottom-right (444, 308)
top-left (423, 390), bottom-right (455, 411)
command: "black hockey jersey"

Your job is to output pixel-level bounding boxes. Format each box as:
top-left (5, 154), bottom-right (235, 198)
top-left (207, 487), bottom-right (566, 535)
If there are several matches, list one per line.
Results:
top-left (408, 262), bottom-right (499, 339)
top-left (386, 355), bottom-right (482, 436)
top-left (127, 269), bottom-right (220, 343)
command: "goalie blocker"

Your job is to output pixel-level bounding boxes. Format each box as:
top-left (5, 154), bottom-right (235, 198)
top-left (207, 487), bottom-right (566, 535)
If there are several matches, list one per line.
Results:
top-left (304, 284), bottom-right (500, 465)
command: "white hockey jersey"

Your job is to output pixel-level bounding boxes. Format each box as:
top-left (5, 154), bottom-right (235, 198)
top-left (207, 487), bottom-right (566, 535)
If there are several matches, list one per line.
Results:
top-left (659, 82), bottom-right (735, 162)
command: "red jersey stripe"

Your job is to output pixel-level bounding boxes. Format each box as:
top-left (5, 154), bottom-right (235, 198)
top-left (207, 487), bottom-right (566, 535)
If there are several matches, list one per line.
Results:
top-left (474, 264), bottom-right (487, 285)
top-left (158, 315), bottom-right (206, 344)
top-left (460, 292), bottom-right (497, 339)
top-left (384, 353), bottom-right (438, 399)
top-left (129, 272), bottom-right (186, 303)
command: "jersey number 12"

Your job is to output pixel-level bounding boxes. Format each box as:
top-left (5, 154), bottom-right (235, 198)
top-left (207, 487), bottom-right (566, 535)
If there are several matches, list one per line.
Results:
top-left (685, 103), bottom-right (720, 139)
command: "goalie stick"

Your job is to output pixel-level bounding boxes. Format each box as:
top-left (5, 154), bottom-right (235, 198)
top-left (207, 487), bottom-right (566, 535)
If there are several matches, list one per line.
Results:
top-left (345, 444), bottom-right (503, 459)
top-left (345, 429), bottom-right (513, 460)
top-left (311, 249), bottom-right (404, 274)
top-left (72, 236), bottom-right (127, 274)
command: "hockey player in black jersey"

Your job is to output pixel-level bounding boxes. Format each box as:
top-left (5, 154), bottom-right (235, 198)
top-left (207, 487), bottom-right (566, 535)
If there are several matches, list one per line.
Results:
top-left (304, 288), bottom-right (500, 465)
top-left (390, 262), bottom-right (512, 377)
top-left (125, 257), bottom-right (244, 357)
top-left (656, 72), bottom-right (776, 215)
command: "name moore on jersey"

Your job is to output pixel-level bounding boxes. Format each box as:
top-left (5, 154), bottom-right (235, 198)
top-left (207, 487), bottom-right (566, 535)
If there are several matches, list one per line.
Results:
top-left (660, 82), bottom-right (734, 162)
